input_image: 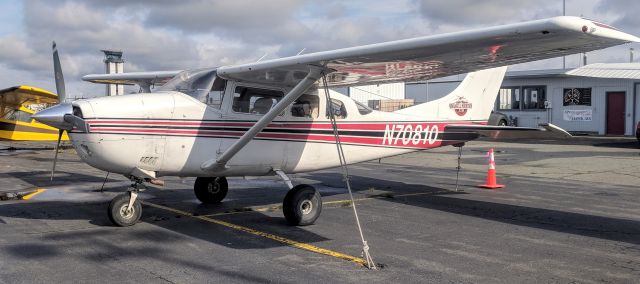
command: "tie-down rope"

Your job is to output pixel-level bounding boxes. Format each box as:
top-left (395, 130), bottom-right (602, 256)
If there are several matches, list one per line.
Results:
top-left (321, 74), bottom-right (377, 270)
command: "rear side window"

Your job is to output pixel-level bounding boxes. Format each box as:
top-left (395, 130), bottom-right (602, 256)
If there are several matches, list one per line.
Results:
top-left (232, 86), bottom-right (284, 115)
top-left (326, 98), bottom-right (347, 119)
top-left (291, 94), bottom-right (319, 118)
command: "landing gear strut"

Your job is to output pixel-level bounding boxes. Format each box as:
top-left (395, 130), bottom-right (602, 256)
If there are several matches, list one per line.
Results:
top-left (108, 177), bottom-right (145, 227)
top-left (194, 177), bottom-right (228, 204)
top-left (283, 184), bottom-right (322, 226)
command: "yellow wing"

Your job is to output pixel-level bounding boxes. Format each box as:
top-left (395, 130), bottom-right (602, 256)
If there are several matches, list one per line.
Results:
top-left (0, 86), bottom-right (67, 141)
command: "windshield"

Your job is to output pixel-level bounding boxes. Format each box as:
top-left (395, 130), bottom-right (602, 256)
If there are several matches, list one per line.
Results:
top-left (158, 68), bottom-right (217, 102)
top-left (354, 100), bottom-right (373, 115)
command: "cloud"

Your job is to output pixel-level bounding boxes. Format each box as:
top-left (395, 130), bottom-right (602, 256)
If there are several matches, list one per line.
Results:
top-left (415, 0), bottom-right (560, 29)
top-left (595, 0), bottom-right (640, 35)
top-left (0, 0), bottom-right (637, 98)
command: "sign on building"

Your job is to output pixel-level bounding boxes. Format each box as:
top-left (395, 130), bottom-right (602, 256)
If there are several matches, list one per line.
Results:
top-left (563, 88), bottom-right (592, 106)
top-left (563, 109), bottom-right (593, 121)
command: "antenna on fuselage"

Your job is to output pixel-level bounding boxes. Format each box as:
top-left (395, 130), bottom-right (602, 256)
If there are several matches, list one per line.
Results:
top-left (296, 48), bottom-right (306, 56)
top-left (256, 53), bottom-right (268, 62)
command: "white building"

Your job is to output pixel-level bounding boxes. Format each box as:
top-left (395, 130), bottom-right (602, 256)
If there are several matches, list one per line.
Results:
top-left (406, 64), bottom-right (640, 136)
top-left (347, 82), bottom-right (405, 103)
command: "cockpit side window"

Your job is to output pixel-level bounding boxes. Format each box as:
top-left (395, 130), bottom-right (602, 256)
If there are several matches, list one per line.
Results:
top-left (206, 78), bottom-right (227, 109)
top-left (326, 98), bottom-right (347, 119)
top-left (3, 109), bottom-right (32, 123)
top-left (291, 94), bottom-right (319, 118)
top-left (354, 100), bottom-right (373, 115)
top-left (232, 86), bottom-right (284, 115)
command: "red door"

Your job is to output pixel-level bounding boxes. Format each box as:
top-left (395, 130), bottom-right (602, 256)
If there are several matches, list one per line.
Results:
top-left (606, 92), bottom-right (625, 135)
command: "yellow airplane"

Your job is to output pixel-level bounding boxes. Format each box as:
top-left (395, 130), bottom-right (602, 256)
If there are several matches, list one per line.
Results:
top-left (0, 86), bottom-right (69, 141)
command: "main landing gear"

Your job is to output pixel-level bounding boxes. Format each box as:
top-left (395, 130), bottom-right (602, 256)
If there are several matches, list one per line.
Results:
top-left (274, 170), bottom-right (322, 226)
top-left (192, 174), bottom-right (323, 226)
top-left (194, 177), bottom-right (228, 204)
top-left (108, 177), bottom-right (145, 227)
top-left (283, 184), bottom-right (322, 226)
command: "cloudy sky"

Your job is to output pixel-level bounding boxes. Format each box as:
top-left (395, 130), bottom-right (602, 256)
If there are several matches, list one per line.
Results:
top-left (0, 0), bottom-right (639, 98)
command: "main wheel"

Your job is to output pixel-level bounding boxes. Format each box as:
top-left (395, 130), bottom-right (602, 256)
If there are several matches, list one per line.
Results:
top-left (283, 184), bottom-right (322, 226)
top-left (194, 177), bottom-right (228, 204)
top-left (108, 193), bottom-right (142, 227)
top-left (498, 119), bottom-right (507, 126)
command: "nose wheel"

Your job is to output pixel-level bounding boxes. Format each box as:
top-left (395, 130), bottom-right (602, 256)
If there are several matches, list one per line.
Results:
top-left (108, 177), bottom-right (146, 227)
top-left (283, 184), bottom-right (322, 226)
top-left (108, 191), bottom-right (142, 227)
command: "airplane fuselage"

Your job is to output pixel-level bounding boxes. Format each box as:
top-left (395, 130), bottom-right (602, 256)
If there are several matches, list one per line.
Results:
top-left (68, 89), bottom-right (478, 178)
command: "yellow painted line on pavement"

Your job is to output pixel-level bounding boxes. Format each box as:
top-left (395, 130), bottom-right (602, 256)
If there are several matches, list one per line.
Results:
top-left (201, 190), bottom-right (446, 218)
top-left (143, 201), bottom-right (367, 266)
top-left (21, 188), bottom-right (46, 200)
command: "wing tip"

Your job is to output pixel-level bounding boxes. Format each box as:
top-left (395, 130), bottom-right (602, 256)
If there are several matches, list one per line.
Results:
top-left (548, 16), bottom-right (640, 43)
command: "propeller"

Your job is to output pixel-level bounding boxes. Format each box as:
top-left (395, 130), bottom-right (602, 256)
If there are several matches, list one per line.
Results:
top-left (30, 42), bottom-right (90, 181)
top-left (51, 41), bottom-right (66, 181)
top-left (52, 41), bottom-right (66, 103)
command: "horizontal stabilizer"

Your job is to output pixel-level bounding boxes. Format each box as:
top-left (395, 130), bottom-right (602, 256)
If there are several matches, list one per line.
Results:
top-left (82, 70), bottom-right (182, 86)
top-left (445, 123), bottom-right (572, 140)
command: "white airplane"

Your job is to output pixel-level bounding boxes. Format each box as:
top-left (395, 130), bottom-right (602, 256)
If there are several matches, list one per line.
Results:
top-left (33, 17), bottom-right (638, 227)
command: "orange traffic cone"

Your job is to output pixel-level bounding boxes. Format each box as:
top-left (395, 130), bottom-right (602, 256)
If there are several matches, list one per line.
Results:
top-left (478, 148), bottom-right (504, 189)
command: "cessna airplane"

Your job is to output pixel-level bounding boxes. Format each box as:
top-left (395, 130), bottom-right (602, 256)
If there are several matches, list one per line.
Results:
top-left (33, 17), bottom-right (639, 227)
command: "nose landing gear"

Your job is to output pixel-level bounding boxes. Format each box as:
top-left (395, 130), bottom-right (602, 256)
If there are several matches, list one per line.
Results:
top-left (108, 177), bottom-right (146, 227)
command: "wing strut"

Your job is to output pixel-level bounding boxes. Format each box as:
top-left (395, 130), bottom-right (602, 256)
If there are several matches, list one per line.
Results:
top-left (201, 66), bottom-right (324, 171)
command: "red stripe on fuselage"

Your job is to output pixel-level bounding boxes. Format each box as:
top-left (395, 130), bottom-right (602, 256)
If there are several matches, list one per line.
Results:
top-left (86, 119), bottom-right (480, 149)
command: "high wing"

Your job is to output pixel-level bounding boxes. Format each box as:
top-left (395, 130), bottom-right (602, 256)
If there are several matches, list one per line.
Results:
top-left (200, 16), bottom-right (638, 170)
top-left (82, 70), bottom-right (182, 89)
top-left (216, 16), bottom-right (639, 87)
top-left (0, 86), bottom-right (58, 109)
top-left (445, 124), bottom-right (572, 140)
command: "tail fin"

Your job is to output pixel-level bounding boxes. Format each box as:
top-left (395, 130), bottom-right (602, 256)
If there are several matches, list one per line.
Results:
top-left (395, 66), bottom-right (507, 121)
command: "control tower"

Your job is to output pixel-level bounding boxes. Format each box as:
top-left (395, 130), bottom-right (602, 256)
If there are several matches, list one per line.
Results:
top-left (101, 50), bottom-right (124, 96)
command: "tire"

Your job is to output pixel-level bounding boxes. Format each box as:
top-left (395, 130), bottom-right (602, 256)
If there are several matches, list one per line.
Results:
top-left (194, 177), bottom-right (228, 204)
top-left (283, 184), bottom-right (322, 226)
top-left (108, 193), bottom-right (142, 227)
top-left (498, 119), bottom-right (507, 126)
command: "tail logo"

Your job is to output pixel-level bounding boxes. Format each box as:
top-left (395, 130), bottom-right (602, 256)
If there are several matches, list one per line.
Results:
top-left (449, 97), bottom-right (472, 116)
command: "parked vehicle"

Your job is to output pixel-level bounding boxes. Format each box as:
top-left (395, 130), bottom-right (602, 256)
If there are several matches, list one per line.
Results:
top-left (488, 111), bottom-right (509, 126)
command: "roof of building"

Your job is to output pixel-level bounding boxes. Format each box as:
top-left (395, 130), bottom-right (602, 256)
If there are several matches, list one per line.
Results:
top-left (566, 63), bottom-right (640, 79)
top-left (412, 63), bottom-right (640, 84)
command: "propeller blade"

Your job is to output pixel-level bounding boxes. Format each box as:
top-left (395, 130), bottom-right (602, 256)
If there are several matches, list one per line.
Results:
top-left (51, 129), bottom-right (64, 181)
top-left (52, 41), bottom-right (66, 103)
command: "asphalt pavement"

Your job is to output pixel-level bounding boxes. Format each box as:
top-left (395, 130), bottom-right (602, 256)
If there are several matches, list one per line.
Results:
top-left (0, 137), bottom-right (639, 283)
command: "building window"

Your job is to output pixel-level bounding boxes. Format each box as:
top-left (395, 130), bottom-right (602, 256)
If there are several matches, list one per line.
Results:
top-left (498, 87), bottom-right (520, 110)
top-left (563, 88), bottom-right (592, 106)
top-left (522, 86), bottom-right (546, 110)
